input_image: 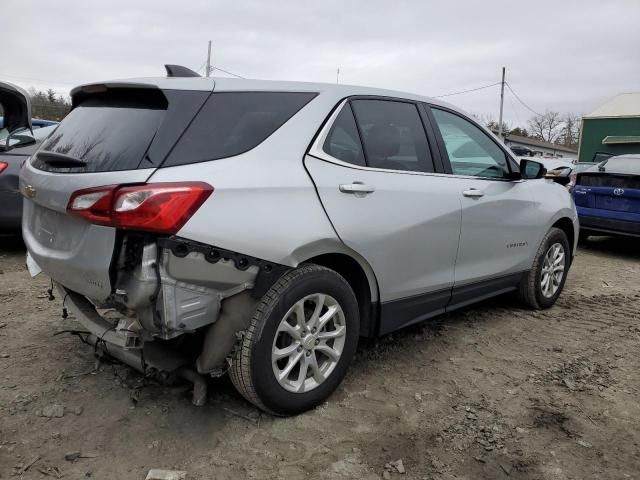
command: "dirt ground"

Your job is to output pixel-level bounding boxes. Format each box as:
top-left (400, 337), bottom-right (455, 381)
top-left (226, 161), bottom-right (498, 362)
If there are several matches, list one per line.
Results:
top-left (0, 235), bottom-right (639, 480)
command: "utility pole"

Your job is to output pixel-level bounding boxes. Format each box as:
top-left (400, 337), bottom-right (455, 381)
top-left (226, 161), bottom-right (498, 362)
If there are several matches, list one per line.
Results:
top-left (206, 40), bottom-right (212, 77)
top-left (498, 66), bottom-right (505, 139)
top-left (336, 68), bottom-right (340, 84)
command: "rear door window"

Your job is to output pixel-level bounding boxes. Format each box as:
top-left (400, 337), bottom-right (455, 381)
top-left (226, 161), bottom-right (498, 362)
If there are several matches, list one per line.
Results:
top-left (322, 103), bottom-right (365, 166)
top-left (350, 99), bottom-right (434, 173)
top-left (164, 92), bottom-right (317, 167)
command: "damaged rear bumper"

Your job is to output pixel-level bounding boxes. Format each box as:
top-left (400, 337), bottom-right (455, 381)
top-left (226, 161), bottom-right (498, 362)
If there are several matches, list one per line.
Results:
top-left (48, 236), bottom-right (289, 402)
top-left (58, 283), bottom-right (208, 405)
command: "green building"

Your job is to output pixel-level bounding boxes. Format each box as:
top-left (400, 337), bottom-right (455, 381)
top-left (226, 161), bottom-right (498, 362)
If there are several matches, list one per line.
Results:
top-left (579, 93), bottom-right (640, 163)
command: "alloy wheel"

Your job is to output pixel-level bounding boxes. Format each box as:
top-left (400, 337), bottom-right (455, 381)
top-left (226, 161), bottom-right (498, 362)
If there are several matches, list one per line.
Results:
top-left (540, 242), bottom-right (565, 298)
top-left (271, 293), bottom-right (346, 393)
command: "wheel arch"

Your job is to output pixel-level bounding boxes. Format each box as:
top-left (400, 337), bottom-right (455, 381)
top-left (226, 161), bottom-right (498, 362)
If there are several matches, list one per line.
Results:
top-left (297, 249), bottom-right (380, 338)
top-left (551, 217), bottom-right (576, 257)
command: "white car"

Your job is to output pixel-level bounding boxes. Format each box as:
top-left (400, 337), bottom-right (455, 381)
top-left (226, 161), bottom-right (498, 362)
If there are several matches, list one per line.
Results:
top-left (20, 66), bottom-right (578, 415)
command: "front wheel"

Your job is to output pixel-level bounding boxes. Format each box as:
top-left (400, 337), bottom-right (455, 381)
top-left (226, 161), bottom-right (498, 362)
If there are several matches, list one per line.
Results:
top-left (229, 264), bottom-right (359, 416)
top-left (519, 227), bottom-right (570, 309)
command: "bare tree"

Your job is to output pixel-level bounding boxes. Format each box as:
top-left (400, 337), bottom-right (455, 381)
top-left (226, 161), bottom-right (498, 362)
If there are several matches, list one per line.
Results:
top-left (486, 119), bottom-right (511, 134)
top-left (528, 111), bottom-right (563, 143)
top-left (558, 113), bottom-right (581, 148)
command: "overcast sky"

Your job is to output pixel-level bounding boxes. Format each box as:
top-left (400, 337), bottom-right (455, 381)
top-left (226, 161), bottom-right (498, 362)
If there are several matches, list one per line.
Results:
top-left (3, 0), bottom-right (639, 127)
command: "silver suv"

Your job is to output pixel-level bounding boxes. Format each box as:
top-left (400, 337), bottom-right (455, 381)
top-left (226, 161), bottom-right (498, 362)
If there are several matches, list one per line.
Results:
top-left (21, 66), bottom-right (578, 415)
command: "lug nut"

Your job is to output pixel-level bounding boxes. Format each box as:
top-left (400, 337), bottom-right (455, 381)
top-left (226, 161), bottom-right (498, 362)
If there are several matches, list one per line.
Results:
top-left (301, 331), bottom-right (307, 337)
top-left (297, 346), bottom-right (303, 352)
top-left (306, 351), bottom-right (311, 357)
top-left (311, 327), bottom-right (317, 334)
top-left (315, 339), bottom-right (319, 345)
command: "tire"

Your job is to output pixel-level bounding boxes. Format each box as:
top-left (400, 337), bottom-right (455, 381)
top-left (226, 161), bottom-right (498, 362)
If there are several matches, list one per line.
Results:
top-left (229, 264), bottom-right (359, 416)
top-left (519, 227), bottom-right (571, 309)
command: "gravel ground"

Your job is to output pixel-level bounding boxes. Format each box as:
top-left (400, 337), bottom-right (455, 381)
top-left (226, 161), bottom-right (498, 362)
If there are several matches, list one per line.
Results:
top-left (0, 235), bottom-right (639, 479)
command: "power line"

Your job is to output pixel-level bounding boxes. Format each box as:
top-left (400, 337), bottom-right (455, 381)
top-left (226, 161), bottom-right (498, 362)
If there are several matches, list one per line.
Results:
top-left (212, 66), bottom-right (245, 79)
top-left (434, 82), bottom-right (500, 98)
top-left (505, 82), bottom-right (542, 117)
top-left (505, 85), bottom-right (523, 127)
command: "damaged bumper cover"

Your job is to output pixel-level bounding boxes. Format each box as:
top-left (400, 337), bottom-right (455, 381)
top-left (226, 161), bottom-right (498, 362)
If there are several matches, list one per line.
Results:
top-left (52, 236), bottom-right (290, 382)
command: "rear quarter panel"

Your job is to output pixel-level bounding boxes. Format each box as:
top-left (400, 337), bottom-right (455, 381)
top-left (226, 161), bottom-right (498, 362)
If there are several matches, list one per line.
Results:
top-left (149, 92), bottom-right (345, 267)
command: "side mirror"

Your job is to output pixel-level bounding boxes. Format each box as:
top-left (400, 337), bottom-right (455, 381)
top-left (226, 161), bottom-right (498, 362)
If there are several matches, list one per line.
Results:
top-left (520, 159), bottom-right (547, 179)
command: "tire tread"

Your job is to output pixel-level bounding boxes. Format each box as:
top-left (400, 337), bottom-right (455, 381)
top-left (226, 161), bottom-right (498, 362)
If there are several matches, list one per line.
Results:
top-left (519, 227), bottom-right (567, 309)
top-left (229, 264), bottom-right (352, 415)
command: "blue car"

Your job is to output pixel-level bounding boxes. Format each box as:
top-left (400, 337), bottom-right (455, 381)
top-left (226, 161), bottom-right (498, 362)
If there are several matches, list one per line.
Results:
top-left (573, 154), bottom-right (640, 239)
top-left (0, 116), bottom-right (57, 129)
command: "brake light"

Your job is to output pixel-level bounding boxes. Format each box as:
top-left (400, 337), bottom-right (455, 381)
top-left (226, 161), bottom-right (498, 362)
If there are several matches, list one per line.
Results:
top-left (0, 162), bottom-right (7, 174)
top-left (68, 185), bottom-right (115, 225)
top-left (67, 182), bottom-right (213, 234)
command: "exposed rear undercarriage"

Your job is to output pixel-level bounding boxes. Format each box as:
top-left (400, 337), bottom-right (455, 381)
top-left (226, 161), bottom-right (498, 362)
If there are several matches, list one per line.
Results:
top-left (57, 235), bottom-right (290, 405)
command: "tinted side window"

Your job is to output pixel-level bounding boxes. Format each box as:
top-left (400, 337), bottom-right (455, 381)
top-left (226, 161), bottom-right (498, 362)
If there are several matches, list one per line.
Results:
top-left (165, 92), bottom-right (316, 166)
top-left (431, 108), bottom-right (510, 178)
top-left (323, 103), bottom-right (365, 166)
top-left (351, 100), bottom-right (434, 173)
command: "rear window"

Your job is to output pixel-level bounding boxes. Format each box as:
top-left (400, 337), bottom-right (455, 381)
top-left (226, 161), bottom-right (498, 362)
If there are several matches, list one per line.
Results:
top-left (163, 91), bottom-right (317, 167)
top-left (577, 173), bottom-right (640, 189)
top-left (598, 156), bottom-right (640, 175)
top-left (32, 89), bottom-right (168, 173)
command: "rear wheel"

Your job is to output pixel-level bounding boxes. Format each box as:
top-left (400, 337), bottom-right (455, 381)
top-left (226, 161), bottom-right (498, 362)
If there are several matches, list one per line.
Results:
top-left (519, 227), bottom-right (570, 309)
top-left (230, 264), bottom-right (359, 416)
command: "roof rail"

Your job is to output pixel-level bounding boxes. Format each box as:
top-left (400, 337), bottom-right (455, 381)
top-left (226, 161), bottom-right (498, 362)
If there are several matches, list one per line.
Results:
top-left (164, 64), bottom-right (201, 78)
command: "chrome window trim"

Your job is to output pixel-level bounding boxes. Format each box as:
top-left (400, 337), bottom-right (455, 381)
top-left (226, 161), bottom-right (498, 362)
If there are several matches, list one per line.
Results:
top-left (308, 98), bottom-right (523, 183)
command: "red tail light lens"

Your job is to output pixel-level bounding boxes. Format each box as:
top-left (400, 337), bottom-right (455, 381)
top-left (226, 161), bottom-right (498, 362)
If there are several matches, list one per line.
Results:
top-left (68, 185), bottom-right (116, 225)
top-left (67, 182), bottom-right (213, 234)
top-left (113, 183), bottom-right (213, 233)
top-left (0, 162), bottom-right (8, 174)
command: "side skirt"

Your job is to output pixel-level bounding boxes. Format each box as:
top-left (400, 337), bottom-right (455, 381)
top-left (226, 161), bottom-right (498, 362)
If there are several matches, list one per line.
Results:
top-left (376, 271), bottom-right (527, 337)
top-left (446, 271), bottom-right (527, 312)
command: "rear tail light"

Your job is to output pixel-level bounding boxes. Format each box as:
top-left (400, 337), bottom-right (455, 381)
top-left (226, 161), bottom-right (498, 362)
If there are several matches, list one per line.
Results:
top-left (67, 182), bottom-right (213, 234)
top-left (0, 162), bottom-right (7, 174)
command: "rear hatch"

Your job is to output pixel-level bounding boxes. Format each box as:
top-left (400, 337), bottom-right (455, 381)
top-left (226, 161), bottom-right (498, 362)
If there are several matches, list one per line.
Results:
top-left (21, 83), bottom-right (213, 301)
top-left (574, 171), bottom-right (640, 220)
top-left (0, 81), bottom-right (32, 134)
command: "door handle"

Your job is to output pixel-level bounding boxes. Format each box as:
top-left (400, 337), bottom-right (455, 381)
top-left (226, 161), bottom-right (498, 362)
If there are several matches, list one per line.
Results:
top-left (462, 189), bottom-right (484, 198)
top-left (339, 182), bottom-right (375, 194)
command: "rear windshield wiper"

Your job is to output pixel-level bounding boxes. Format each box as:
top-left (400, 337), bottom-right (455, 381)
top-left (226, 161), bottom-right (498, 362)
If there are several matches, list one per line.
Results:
top-left (37, 151), bottom-right (87, 167)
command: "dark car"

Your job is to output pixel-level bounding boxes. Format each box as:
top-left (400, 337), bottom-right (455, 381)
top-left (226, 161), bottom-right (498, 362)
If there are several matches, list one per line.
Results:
top-left (573, 154), bottom-right (640, 239)
top-left (510, 145), bottom-right (534, 157)
top-left (0, 82), bottom-right (57, 232)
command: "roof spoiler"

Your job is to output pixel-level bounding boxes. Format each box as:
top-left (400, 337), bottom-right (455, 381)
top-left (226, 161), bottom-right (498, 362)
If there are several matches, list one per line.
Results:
top-left (164, 64), bottom-right (201, 78)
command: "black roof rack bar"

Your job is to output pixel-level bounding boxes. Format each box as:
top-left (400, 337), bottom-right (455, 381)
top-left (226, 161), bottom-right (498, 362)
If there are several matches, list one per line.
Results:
top-left (164, 64), bottom-right (201, 78)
